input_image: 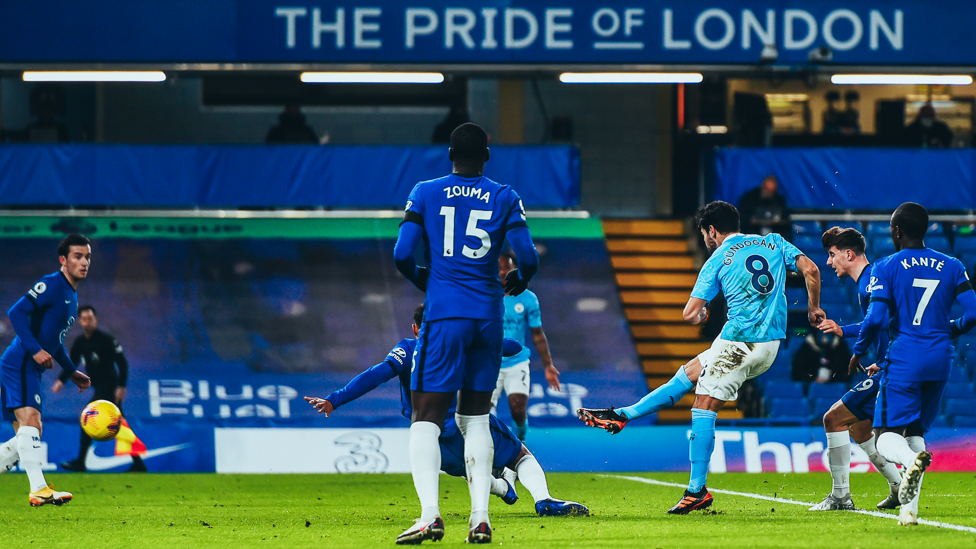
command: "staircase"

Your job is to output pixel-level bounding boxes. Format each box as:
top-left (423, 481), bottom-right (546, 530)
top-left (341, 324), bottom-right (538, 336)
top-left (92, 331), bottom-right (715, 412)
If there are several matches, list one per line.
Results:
top-left (604, 219), bottom-right (743, 422)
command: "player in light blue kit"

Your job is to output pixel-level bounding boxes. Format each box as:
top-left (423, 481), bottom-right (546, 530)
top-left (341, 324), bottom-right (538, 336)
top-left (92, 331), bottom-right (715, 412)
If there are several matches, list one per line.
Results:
top-left (0, 234), bottom-right (92, 506)
top-left (810, 227), bottom-right (903, 511)
top-left (304, 305), bottom-right (588, 518)
top-left (579, 201), bottom-right (823, 513)
top-left (393, 123), bottom-right (539, 544)
top-left (493, 253), bottom-right (561, 441)
top-left (852, 203), bottom-right (976, 526)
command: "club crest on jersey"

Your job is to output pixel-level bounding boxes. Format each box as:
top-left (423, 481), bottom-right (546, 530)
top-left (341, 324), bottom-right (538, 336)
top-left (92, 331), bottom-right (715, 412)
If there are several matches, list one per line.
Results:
top-left (444, 185), bottom-right (490, 203)
top-left (514, 303), bottom-right (525, 314)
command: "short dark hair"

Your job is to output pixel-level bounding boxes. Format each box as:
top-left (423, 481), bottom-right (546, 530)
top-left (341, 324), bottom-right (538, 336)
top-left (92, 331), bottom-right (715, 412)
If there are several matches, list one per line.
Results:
top-left (891, 202), bottom-right (929, 239)
top-left (821, 227), bottom-right (866, 256)
top-left (58, 234), bottom-right (90, 258)
top-left (450, 122), bottom-right (489, 163)
top-left (500, 251), bottom-right (518, 267)
top-left (78, 305), bottom-right (97, 316)
top-left (695, 201), bottom-right (740, 234)
top-left (413, 304), bottom-right (425, 327)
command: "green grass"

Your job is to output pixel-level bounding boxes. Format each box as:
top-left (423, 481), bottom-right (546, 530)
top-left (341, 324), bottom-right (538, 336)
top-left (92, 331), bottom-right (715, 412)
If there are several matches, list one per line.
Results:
top-left (0, 472), bottom-right (973, 547)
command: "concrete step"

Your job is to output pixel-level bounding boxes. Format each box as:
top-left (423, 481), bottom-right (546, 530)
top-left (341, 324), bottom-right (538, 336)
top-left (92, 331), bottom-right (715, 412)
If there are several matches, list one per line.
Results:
top-left (606, 239), bottom-right (690, 254)
top-left (622, 291), bottom-right (689, 306)
top-left (642, 359), bottom-right (688, 375)
top-left (623, 306), bottom-right (685, 322)
top-left (611, 255), bottom-right (696, 271)
top-left (630, 324), bottom-right (701, 340)
top-left (637, 341), bottom-right (710, 358)
top-left (603, 219), bottom-right (685, 237)
top-left (616, 272), bottom-right (697, 289)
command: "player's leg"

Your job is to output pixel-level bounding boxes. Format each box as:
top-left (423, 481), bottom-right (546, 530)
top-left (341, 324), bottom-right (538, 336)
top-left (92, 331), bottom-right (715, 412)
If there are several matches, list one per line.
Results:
top-left (489, 370), bottom-right (506, 415)
top-left (897, 382), bottom-right (944, 524)
top-left (437, 427), bottom-right (514, 504)
top-left (874, 380), bottom-right (933, 506)
top-left (505, 361), bottom-right (531, 440)
top-left (810, 400), bottom-right (859, 510)
top-left (842, 377), bottom-right (903, 507)
top-left (0, 382), bottom-right (20, 473)
top-left (456, 319), bottom-right (504, 544)
top-left (504, 445), bottom-right (589, 517)
top-left (578, 357), bottom-right (699, 434)
top-left (899, 427), bottom-right (926, 526)
top-left (14, 405), bottom-right (71, 506)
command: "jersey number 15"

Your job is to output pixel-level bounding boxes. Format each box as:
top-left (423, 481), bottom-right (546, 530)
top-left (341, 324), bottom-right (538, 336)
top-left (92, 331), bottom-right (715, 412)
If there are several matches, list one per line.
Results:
top-left (440, 206), bottom-right (492, 259)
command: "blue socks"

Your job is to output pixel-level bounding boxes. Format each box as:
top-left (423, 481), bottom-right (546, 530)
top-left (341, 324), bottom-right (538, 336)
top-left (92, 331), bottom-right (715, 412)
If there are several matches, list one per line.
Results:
top-left (688, 408), bottom-right (717, 493)
top-left (515, 420), bottom-right (528, 441)
top-left (618, 366), bottom-right (694, 420)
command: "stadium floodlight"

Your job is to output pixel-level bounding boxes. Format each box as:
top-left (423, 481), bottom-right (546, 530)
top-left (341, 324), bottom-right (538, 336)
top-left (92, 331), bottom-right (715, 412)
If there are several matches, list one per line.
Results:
top-left (559, 72), bottom-right (704, 84)
top-left (830, 74), bottom-right (973, 85)
top-left (300, 72), bottom-right (444, 84)
top-left (23, 71), bottom-right (167, 82)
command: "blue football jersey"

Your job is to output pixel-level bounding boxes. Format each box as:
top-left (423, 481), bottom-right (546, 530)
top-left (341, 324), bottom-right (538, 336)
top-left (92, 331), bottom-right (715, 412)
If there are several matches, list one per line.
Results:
top-left (691, 233), bottom-right (803, 342)
top-left (404, 174), bottom-right (527, 322)
top-left (1, 271), bottom-right (78, 372)
top-left (854, 261), bottom-right (891, 360)
top-left (501, 290), bottom-right (542, 369)
top-left (867, 248), bottom-right (971, 381)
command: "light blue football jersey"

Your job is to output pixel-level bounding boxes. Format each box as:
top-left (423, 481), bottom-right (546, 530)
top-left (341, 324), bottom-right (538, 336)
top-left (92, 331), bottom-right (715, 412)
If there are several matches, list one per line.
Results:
top-left (501, 290), bottom-right (542, 369)
top-left (690, 233), bottom-right (803, 342)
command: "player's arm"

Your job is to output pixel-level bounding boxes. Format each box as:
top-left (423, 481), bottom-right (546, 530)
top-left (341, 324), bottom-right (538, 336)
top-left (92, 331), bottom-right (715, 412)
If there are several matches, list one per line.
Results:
top-left (818, 318), bottom-right (861, 337)
top-left (682, 297), bottom-right (709, 325)
top-left (685, 254), bottom-right (719, 324)
top-left (950, 282), bottom-right (976, 338)
top-left (114, 339), bottom-right (130, 403)
top-left (304, 361), bottom-right (399, 417)
top-left (7, 295), bottom-right (51, 368)
top-left (794, 255), bottom-right (825, 326)
top-left (504, 227), bottom-right (538, 296)
top-left (394, 221), bottom-right (428, 291)
top-left (529, 327), bottom-right (560, 391)
top-left (851, 299), bottom-right (888, 375)
top-left (55, 339), bottom-right (82, 388)
top-left (54, 344), bottom-right (90, 391)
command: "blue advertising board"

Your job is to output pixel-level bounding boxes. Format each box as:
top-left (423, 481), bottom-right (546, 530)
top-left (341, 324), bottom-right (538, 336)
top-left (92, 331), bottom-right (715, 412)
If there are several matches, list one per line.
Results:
top-left (0, 1), bottom-right (969, 66)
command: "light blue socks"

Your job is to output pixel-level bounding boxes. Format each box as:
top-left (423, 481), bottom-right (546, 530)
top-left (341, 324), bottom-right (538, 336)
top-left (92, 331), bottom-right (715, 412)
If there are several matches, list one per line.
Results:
top-left (688, 408), bottom-right (717, 493)
top-left (618, 366), bottom-right (694, 420)
top-left (515, 420), bottom-right (528, 441)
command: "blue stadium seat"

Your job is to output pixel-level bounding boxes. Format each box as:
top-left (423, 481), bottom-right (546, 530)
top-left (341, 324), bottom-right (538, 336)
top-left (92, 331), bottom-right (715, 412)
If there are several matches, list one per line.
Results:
top-left (954, 224), bottom-right (976, 237)
top-left (943, 398), bottom-right (976, 417)
top-left (764, 381), bottom-right (805, 399)
top-left (787, 336), bottom-right (807, 356)
top-left (826, 221), bottom-right (862, 233)
top-left (926, 221), bottom-right (946, 235)
top-left (794, 235), bottom-right (823, 253)
top-left (954, 237), bottom-right (976, 254)
top-left (823, 304), bottom-right (858, 323)
top-left (959, 253), bottom-right (976, 274)
top-left (951, 415), bottom-right (976, 427)
top-left (785, 288), bottom-right (808, 309)
top-left (811, 398), bottom-right (836, 420)
top-left (768, 397), bottom-right (809, 418)
top-left (792, 221), bottom-right (821, 235)
top-left (866, 221), bottom-right (890, 235)
top-left (944, 382), bottom-right (975, 399)
top-left (807, 383), bottom-right (848, 400)
top-left (929, 415), bottom-right (951, 428)
top-left (869, 237), bottom-right (896, 256)
top-left (949, 367), bottom-right (971, 383)
top-left (927, 235), bottom-right (952, 254)
top-left (763, 364), bottom-right (792, 380)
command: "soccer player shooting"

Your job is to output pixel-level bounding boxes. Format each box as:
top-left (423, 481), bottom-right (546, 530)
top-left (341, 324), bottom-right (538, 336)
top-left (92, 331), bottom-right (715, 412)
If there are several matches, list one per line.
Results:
top-left (0, 234), bottom-right (92, 506)
top-left (392, 123), bottom-right (539, 544)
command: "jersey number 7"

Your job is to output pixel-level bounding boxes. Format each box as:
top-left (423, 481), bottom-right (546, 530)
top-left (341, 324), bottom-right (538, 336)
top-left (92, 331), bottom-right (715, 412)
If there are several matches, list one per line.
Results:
top-left (439, 206), bottom-right (492, 258)
top-left (912, 278), bottom-right (940, 326)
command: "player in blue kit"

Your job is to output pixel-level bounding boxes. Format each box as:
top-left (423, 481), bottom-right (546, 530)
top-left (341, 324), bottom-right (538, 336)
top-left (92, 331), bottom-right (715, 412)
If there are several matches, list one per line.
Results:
top-left (809, 227), bottom-right (903, 511)
top-left (493, 253), bottom-right (561, 441)
top-left (852, 203), bottom-right (976, 526)
top-left (0, 234), bottom-right (92, 506)
top-left (393, 123), bottom-right (539, 544)
top-left (303, 305), bottom-right (588, 518)
top-left (579, 201), bottom-right (824, 514)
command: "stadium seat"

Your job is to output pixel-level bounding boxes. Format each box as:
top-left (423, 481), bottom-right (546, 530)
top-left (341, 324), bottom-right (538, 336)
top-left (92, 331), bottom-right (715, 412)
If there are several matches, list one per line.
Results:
top-left (763, 364), bottom-right (792, 380)
top-left (811, 398), bottom-right (837, 419)
top-left (926, 221), bottom-right (946, 235)
top-left (786, 336), bottom-right (807, 356)
top-left (764, 381), bottom-right (805, 399)
top-left (793, 235), bottom-right (823, 253)
top-left (943, 382), bottom-right (975, 399)
top-left (953, 237), bottom-right (976, 254)
top-left (951, 415), bottom-right (976, 427)
top-left (822, 303), bottom-right (857, 323)
top-left (943, 398), bottom-right (976, 417)
top-left (949, 367), bottom-right (971, 383)
top-left (929, 415), bottom-right (951, 428)
top-left (792, 221), bottom-right (821, 235)
top-left (826, 221), bottom-right (862, 233)
top-left (869, 237), bottom-right (896, 256)
top-left (954, 224), bottom-right (976, 237)
top-left (927, 235), bottom-right (952, 254)
top-left (768, 397), bottom-right (809, 418)
top-left (785, 288), bottom-right (808, 309)
top-left (807, 383), bottom-right (848, 400)
top-left (866, 221), bottom-right (890, 235)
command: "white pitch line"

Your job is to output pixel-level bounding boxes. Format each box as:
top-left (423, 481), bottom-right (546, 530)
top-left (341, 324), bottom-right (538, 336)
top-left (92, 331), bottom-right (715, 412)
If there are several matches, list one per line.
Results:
top-left (605, 475), bottom-right (976, 534)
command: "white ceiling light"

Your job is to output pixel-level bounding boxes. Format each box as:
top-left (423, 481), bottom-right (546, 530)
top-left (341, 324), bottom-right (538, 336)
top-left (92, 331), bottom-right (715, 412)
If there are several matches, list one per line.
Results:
top-left (23, 71), bottom-right (166, 82)
top-left (559, 72), bottom-right (703, 84)
top-left (300, 72), bottom-right (444, 84)
top-left (831, 74), bottom-right (973, 85)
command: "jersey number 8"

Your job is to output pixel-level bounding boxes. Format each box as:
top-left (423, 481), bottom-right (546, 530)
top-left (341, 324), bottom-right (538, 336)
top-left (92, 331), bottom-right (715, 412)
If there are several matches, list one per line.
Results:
top-left (746, 255), bottom-right (774, 295)
top-left (439, 206), bottom-right (492, 259)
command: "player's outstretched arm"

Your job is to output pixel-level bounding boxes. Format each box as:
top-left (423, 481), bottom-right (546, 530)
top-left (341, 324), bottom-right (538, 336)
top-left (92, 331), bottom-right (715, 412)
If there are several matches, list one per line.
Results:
top-left (530, 327), bottom-right (560, 391)
top-left (53, 344), bottom-right (78, 376)
top-left (951, 288), bottom-right (976, 337)
top-left (795, 255), bottom-right (825, 325)
top-left (505, 227), bottom-right (539, 296)
top-left (393, 222), bottom-right (428, 291)
top-left (306, 361), bottom-right (399, 416)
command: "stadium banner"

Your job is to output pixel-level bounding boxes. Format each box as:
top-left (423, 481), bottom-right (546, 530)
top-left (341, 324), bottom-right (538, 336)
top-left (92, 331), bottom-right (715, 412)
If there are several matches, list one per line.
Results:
top-left (0, 1), bottom-right (966, 66)
top-left (713, 148), bottom-right (976, 211)
top-left (0, 144), bottom-right (580, 209)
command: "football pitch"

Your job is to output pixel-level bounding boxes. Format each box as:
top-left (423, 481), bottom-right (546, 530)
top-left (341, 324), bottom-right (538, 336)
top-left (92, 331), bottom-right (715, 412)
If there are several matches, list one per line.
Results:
top-left (1, 472), bottom-right (974, 547)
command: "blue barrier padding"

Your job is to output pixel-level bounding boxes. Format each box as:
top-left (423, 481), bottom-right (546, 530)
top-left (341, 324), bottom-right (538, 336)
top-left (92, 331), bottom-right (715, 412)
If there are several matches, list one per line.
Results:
top-left (0, 144), bottom-right (580, 208)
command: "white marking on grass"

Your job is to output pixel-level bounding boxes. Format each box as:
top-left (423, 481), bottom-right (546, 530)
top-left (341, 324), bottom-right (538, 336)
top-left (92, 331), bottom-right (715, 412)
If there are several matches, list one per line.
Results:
top-left (606, 475), bottom-right (976, 534)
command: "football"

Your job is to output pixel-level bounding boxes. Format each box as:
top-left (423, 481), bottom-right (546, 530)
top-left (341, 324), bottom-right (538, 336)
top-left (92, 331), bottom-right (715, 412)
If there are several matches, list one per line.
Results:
top-left (80, 400), bottom-right (123, 442)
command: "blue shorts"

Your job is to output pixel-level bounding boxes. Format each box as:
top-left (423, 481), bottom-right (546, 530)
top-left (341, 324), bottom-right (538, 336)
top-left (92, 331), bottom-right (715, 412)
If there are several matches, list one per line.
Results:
top-left (873, 374), bottom-right (947, 432)
top-left (840, 376), bottom-right (880, 422)
top-left (439, 414), bottom-right (524, 478)
top-left (411, 318), bottom-right (503, 393)
top-left (1, 356), bottom-right (43, 422)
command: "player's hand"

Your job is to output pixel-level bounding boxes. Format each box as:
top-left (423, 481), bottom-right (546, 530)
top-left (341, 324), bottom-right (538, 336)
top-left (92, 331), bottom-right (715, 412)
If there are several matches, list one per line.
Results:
top-left (808, 307), bottom-right (826, 327)
top-left (504, 269), bottom-right (529, 296)
top-left (32, 350), bottom-right (53, 369)
top-left (691, 306), bottom-right (709, 325)
top-left (305, 396), bottom-right (334, 417)
top-left (545, 364), bottom-right (561, 391)
top-left (817, 319), bottom-right (843, 336)
top-left (865, 363), bottom-right (880, 377)
top-left (70, 371), bottom-right (91, 392)
top-left (115, 386), bottom-right (127, 404)
top-left (848, 355), bottom-right (865, 377)
top-left (51, 379), bottom-right (64, 393)
top-left (412, 267), bottom-right (430, 292)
